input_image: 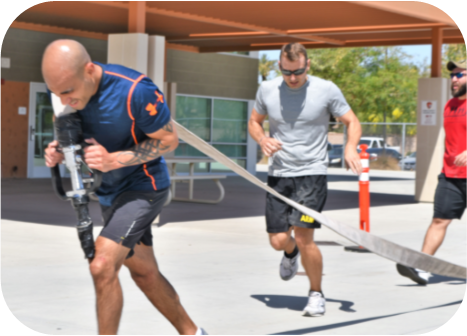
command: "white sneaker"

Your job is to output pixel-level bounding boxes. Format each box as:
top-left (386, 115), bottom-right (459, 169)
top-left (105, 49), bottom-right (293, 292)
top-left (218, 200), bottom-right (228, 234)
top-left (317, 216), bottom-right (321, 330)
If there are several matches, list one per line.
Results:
top-left (280, 250), bottom-right (300, 281)
top-left (396, 264), bottom-right (431, 285)
top-left (195, 327), bottom-right (208, 335)
top-left (303, 291), bottom-right (326, 317)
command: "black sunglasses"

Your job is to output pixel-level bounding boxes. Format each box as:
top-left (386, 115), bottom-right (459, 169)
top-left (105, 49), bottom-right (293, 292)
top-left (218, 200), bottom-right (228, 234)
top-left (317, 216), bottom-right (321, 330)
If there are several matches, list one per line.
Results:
top-left (450, 72), bottom-right (466, 79)
top-left (280, 66), bottom-right (307, 76)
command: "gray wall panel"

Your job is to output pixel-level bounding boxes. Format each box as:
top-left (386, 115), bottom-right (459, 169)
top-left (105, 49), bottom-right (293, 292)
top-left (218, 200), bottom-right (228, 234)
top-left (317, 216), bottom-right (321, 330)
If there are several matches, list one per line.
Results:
top-left (2, 29), bottom-right (258, 100)
top-left (1, 28), bottom-right (107, 83)
top-left (167, 50), bottom-right (258, 100)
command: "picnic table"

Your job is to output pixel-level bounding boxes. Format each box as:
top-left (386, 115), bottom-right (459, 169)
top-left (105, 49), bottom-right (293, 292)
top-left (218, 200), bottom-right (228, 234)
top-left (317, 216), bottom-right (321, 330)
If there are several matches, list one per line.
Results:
top-left (165, 157), bottom-right (226, 205)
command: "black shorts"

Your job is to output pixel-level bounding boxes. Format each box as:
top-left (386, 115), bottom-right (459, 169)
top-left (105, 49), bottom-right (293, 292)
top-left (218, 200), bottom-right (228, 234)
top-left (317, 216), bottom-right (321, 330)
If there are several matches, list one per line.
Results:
top-left (266, 175), bottom-right (327, 233)
top-left (100, 188), bottom-right (169, 258)
top-left (433, 173), bottom-right (466, 220)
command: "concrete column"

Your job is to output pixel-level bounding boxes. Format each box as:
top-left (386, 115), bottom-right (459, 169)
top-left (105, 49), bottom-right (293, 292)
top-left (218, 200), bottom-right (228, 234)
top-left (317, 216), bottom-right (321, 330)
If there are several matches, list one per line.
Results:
top-left (247, 100), bottom-right (257, 175)
top-left (148, 35), bottom-right (166, 89)
top-left (163, 82), bottom-right (177, 158)
top-left (415, 78), bottom-right (450, 202)
top-left (107, 33), bottom-right (148, 74)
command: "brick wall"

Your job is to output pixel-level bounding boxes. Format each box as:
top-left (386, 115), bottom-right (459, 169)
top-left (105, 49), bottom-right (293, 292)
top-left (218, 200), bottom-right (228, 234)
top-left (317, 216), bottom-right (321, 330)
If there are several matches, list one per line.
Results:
top-left (1, 81), bottom-right (29, 178)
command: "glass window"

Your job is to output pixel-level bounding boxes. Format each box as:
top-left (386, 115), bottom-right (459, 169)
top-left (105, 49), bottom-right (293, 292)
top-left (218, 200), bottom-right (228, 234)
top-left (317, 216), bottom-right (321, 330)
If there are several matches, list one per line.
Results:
top-left (329, 147), bottom-right (343, 156)
top-left (174, 143), bottom-right (207, 157)
top-left (212, 99), bottom-right (248, 143)
top-left (176, 96), bottom-right (211, 141)
top-left (34, 93), bottom-right (54, 165)
top-left (359, 139), bottom-right (371, 146)
top-left (213, 144), bottom-right (247, 157)
top-left (175, 95), bottom-right (249, 173)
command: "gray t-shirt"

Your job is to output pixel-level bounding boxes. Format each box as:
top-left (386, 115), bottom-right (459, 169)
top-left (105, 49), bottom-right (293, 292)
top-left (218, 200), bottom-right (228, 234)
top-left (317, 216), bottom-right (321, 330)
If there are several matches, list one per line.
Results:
top-left (255, 75), bottom-right (350, 177)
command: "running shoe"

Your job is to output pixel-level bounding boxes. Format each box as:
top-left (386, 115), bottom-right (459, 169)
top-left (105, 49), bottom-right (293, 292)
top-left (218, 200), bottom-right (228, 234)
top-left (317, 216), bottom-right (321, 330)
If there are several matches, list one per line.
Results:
top-left (280, 251), bottom-right (300, 280)
top-left (303, 291), bottom-right (326, 317)
top-left (195, 327), bottom-right (208, 335)
top-left (396, 264), bottom-right (430, 285)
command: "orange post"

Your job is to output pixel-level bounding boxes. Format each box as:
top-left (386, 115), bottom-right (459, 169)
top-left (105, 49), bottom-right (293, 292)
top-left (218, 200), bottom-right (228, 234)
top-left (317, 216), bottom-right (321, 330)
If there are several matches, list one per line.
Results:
top-left (359, 144), bottom-right (370, 233)
top-left (343, 145), bottom-right (372, 253)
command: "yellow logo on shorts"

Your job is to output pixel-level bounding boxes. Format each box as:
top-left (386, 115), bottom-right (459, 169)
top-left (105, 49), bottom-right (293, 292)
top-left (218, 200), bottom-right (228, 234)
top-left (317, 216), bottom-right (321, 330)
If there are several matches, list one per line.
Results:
top-left (300, 215), bottom-right (315, 223)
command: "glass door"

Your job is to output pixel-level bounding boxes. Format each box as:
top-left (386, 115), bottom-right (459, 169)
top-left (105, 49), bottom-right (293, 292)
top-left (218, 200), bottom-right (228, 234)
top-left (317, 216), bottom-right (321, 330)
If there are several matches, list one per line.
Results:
top-left (27, 82), bottom-right (62, 178)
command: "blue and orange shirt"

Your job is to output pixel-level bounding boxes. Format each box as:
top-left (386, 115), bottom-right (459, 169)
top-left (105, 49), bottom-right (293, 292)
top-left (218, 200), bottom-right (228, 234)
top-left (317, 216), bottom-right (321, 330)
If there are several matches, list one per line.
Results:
top-left (79, 62), bottom-right (171, 206)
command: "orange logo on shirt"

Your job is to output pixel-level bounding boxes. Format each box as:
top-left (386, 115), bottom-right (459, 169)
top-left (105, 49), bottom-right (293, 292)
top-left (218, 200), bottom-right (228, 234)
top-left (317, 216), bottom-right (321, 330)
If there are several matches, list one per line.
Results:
top-left (146, 103), bottom-right (158, 116)
top-left (146, 91), bottom-right (164, 116)
top-left (155, 91), bottom-right (164, 104)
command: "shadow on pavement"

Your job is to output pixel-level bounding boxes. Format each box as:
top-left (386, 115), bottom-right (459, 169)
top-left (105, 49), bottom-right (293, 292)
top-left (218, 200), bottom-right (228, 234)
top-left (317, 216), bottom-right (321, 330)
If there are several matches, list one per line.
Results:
top-left (397, 273), bottom-right (466, 286)
top-left (270, 300), bottom-right (462, 335)
top-left (251, 294), bottom-right (356, 313)
top-left (2, 174), bottom-right (416, 227)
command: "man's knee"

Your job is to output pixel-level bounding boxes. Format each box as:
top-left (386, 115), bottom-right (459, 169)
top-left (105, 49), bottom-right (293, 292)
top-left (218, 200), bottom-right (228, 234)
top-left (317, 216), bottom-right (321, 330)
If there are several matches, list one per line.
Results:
top-left (431, 218), bottom-right (452, 228)
top-left (130, 265), bottom-right (159, 287)
top-left (269, 232), bottom-right (291, 251)
top-left (294, 227), bottom-right (315, 250)
top-left (89, 257), bottom-right (117, 283)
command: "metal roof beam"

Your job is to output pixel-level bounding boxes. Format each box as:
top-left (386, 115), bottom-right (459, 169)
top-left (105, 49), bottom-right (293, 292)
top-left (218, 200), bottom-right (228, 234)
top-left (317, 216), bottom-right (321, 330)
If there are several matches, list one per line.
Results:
top-left (10, 21), bottom-right (108, 40)
top-left (288, 23), bottom-right (449, 35)
top-left (352, 1), bottom-right (456, 26)
top-left (88, 2), bottom-right (344, 45)
top-left (143, 6), bottom-right (344, 45)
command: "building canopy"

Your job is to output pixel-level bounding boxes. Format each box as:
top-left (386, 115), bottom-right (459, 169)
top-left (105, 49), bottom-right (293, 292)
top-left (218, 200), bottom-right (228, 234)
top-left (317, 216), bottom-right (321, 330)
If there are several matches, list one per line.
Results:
top-left (11, 1), bottom-right (464, 54)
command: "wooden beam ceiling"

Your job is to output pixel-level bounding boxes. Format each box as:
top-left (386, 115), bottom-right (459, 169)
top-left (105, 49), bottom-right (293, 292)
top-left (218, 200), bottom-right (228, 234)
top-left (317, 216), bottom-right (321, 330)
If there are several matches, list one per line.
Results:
top-left (352, 1), bottom-right (456, 26)
top-left (11, 1), bottom-right (464, 54)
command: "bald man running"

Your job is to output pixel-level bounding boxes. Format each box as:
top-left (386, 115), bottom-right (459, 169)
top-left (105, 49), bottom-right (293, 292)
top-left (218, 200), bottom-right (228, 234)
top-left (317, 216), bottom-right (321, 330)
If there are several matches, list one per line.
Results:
top-left (43, 40), bottom-right (206, 335)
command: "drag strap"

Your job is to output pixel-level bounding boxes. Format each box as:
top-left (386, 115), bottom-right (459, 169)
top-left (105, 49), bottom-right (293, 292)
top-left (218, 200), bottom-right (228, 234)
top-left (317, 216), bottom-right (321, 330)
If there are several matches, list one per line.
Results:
top-left (173, 120), bottom-right (466, 279)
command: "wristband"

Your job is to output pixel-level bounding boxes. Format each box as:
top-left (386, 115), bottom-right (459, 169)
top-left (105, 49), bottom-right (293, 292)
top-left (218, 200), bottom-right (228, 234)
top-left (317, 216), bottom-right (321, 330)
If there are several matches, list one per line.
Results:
top-left (259, 136), bottom-right (266, 144)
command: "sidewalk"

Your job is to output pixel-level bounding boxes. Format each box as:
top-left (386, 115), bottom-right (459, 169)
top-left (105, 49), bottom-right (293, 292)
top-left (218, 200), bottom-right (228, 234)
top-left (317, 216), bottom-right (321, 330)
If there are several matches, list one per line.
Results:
top-left (1, 172), bottom-right (466, 335)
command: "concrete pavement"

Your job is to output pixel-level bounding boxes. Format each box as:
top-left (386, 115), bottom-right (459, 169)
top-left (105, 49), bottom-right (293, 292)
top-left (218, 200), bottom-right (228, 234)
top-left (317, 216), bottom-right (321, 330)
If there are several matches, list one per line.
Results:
top-left (1, 168), bottom-right (466, 335)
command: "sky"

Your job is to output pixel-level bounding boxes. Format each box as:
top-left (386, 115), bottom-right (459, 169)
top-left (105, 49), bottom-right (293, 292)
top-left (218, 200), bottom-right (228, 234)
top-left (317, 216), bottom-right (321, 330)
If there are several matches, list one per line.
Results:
top-left (259, 45), bottom-right (434, 77)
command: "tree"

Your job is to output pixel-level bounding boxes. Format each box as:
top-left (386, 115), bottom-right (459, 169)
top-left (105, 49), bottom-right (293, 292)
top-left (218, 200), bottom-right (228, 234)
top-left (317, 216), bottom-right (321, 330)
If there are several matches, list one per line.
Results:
top-left (258, 54), bottom-right (277, 82)
top-left (306, 47), bottom-right (420, 123)
top-left (442, 44), bottom-right (466, 78)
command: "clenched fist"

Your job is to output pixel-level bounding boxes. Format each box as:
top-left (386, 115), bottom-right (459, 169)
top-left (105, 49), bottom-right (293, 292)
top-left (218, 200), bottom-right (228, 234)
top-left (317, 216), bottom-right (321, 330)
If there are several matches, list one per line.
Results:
top-left (44, 140), bottom-right (64, 167)
top-left (83, 138), bottom-right (115, 172)
top-left (260, 137), bottom-right (283, 157)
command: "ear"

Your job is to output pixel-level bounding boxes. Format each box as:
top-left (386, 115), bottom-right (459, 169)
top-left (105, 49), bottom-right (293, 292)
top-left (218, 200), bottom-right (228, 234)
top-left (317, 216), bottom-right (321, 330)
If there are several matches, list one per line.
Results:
top-left (84, 62), bottom-right (94, 77)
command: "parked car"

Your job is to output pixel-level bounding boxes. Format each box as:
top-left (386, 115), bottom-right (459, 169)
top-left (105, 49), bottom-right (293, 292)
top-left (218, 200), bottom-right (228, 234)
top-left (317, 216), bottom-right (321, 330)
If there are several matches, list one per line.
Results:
top-left (365, 148), bottom-right (402, 161)
top-left (366, 148), bottom-right (402, 161)
top-left (399, 152), bottom-right (416, 170)
top-left (328, 146), bottom-right (343, 167)
top-left (358, 137), bottom-right (401, 153)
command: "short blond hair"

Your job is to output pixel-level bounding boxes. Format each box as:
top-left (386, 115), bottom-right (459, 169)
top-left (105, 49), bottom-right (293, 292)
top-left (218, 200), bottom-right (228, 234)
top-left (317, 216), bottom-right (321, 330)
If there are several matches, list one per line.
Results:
top-left (280, 43), bottom-right (308, 62)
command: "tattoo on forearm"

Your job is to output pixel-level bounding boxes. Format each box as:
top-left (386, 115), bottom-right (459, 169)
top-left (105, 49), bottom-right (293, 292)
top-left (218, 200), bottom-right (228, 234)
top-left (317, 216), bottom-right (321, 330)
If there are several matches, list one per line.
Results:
top-left (162, 122), bottom-right (173, 133)
top-left (116, 139), bottom-right (171, 166)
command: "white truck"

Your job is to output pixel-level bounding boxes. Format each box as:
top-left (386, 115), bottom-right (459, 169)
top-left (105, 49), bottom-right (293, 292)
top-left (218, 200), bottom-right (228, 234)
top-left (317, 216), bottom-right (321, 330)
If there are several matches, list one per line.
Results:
top-left (358, 137), bottom-right (401, 153)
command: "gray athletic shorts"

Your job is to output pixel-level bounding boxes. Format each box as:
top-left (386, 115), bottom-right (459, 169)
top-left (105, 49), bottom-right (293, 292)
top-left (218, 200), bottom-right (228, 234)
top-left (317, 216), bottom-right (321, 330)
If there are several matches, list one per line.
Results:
top-left (99, 188), bottom-right (169, 258)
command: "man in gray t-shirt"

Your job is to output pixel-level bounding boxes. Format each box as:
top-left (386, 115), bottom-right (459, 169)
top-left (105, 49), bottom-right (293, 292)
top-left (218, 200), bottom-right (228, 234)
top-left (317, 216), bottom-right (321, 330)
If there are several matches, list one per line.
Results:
top-left (248, 43), bottom-right (362, 317)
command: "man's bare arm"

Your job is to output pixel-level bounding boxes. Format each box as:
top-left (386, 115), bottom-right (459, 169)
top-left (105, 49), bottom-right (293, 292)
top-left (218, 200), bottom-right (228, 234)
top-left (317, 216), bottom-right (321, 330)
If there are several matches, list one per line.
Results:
top-left (116, 122), bottom-right (176, 166)
top-left (339, 109), bottom-right (362, 174)
top-left (84, 121), bottom-right (178, 172)
top-left (248, 108), bottom-right (267, 143)
top-left (248, 108), bottom-right (282, 157)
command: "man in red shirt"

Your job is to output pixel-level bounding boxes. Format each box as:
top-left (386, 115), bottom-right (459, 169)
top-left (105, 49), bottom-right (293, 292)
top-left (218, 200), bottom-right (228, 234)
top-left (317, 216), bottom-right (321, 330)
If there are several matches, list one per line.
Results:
top-left (397, 59), bottom-right (466, 285)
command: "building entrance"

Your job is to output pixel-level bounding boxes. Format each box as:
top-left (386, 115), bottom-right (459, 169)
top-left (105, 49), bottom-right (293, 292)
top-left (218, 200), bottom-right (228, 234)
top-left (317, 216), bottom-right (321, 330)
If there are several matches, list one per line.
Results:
top-left (27, 82), bottom-right (64, 178)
